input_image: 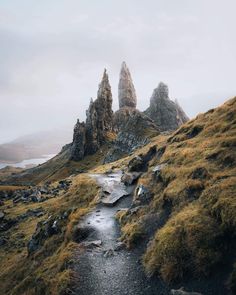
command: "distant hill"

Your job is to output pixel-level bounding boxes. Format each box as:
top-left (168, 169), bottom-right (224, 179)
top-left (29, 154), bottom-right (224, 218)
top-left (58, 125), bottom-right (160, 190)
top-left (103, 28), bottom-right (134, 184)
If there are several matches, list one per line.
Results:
top-left (0, 128), bottom-right (72, 163)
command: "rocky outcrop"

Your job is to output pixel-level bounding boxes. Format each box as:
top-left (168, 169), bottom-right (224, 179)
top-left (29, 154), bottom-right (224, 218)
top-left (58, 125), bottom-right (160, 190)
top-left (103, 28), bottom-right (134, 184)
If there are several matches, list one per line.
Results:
top-left (118, 62), bottom-right (137, 109)
top-left (105, 63), bottom-right (159, 163)
top-left (105, 109), bottom-right (159, 163)
top-left (144, 82), bottom-right (189, 131)
top-left (70, 70), bottom-right (113, 161)
top-left (70, 120), bottom-right (86, 161)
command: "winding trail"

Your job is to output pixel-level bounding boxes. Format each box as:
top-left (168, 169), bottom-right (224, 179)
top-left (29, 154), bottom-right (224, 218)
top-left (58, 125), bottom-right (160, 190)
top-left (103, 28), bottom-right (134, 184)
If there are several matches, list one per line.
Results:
top-left (71, 172), bottom-right (224, 295)
top-left (72, 172), bottom-right (169, 295)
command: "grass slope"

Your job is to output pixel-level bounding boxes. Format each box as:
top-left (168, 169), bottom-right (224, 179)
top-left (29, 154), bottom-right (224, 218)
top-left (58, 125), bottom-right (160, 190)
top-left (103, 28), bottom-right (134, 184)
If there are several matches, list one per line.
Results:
top-left (117, 97), bottom-right (236, 291)
top-left (0, 174), bottom-right (99, 295)
top-left (0, 97), bottom-right (235, 294)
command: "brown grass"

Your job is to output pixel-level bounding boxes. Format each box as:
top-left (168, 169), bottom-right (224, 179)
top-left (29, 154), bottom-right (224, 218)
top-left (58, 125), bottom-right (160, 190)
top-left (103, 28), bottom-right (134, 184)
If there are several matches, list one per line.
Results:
top-left (117, 97), bottom-right (236, 289)
top-left (0, 174), bottom-right (99, 295)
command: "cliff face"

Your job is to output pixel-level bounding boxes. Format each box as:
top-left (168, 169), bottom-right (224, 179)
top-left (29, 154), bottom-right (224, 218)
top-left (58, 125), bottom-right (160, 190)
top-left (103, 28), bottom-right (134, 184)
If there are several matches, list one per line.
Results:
top-left (70, 70), bottom-right (113, 161)
top-left (144, 82), bottom-right (189, 131)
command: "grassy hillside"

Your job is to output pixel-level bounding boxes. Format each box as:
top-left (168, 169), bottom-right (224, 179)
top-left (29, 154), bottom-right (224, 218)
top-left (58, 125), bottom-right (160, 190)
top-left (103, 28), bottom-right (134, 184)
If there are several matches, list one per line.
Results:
top-left (117, 97), bottom-right (236, 291)
top-left (0, 97), bottom-right (235, 294)
top-left (0, 174), bottom-right (99, 295)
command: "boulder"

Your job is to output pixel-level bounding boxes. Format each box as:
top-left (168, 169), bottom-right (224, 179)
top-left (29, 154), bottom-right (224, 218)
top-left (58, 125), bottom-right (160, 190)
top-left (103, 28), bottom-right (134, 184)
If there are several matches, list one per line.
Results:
top-left (152, 163), bottom-right (167, 180)
top-left (70, 120), bottom-right (86, 161)
top-left (30, 190), bottom-right (42, 202)
top-left (121, 172), bottom-right (142, 185)
top-left (27, 215), bottom-right (63, 254)
top-left (128, 146), bottom-right (157, 172)
top-left (133, 185), bottom-right (152, 206)
top-left (128, 156), bottom-right (144, 172)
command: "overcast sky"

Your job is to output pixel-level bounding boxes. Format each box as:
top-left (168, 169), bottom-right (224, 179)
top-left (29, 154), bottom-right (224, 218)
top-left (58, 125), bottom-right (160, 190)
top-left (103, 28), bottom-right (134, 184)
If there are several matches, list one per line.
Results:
top-left (0, 0), bottom-right (235, 143)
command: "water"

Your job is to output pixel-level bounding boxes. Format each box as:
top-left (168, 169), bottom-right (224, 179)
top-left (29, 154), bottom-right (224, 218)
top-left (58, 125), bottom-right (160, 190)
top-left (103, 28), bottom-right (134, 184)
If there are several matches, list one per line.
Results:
top-left (0, 154), bottom-right (56, 169)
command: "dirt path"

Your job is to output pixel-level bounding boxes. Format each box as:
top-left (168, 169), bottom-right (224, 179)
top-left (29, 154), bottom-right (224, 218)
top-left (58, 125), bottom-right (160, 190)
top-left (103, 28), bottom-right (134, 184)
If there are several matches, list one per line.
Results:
top-left (70, 172), bottom-right (225, 295)
top-left (71, 172), bottom-right (170, 295)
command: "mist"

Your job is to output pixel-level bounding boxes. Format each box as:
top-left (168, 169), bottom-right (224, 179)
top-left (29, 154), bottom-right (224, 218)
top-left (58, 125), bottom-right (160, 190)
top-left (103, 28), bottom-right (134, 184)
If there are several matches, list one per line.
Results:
top-left (0, 0), bottom-right (235, 143)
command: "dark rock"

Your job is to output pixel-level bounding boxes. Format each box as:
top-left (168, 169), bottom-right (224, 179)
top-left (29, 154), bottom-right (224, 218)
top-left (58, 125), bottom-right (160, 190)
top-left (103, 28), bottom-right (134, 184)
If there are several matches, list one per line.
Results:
top-left (128, 156), bottom-right (144, 172)
top-left (30, 190), bottom-right (42, 202)
top-left (70, 69), bottom-right (113, 161)
top-left (152, 163), bottom-right (167, 180)
top-left (133, 185), bottom-right (152, 206)
top-left (144, 82), bottom-right (189, 131)
top-left (0, 200), bottom-right (4, 206)
top-left (190, 167), bottom-right (210, 180)
top-left (128, 146), bottom-right (157, 172)
top-left (186, 125), bottom-right (203, 139)
top-left (27, 216), bottom-right (62, 254)
top-left (19, 208), bottom-right (45, 220)
top-left (121, 172), bottom-right (142, 185)
top-left (39, 186), bottom-right (49, 194)
top-left (0, 217), bottom-right (17, 232)
top-left (104, 63), bottom-right (159, 163)
top-left (106, 109), bottom-right (159, 163)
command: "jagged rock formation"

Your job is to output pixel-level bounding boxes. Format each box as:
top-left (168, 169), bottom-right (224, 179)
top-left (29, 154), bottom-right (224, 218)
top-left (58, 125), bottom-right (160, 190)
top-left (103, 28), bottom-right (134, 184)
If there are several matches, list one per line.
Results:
top-left (70, 120), bottom-right (86, 161)
top-left (70, 70), bottom-right (113, 161)
top-left (118, 61), bottom-right (137, 109)
top-left (144, 82), bottom-right (189, 131)
top-left (105, 63), bottom-right (159, 163)
top-left (105, 109), bottom-right (159, 163)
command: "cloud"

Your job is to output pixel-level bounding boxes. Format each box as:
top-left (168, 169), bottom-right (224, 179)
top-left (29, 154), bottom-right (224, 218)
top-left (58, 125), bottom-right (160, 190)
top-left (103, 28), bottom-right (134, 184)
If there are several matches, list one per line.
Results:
top-left (0, 0), bottom-right (235, 142)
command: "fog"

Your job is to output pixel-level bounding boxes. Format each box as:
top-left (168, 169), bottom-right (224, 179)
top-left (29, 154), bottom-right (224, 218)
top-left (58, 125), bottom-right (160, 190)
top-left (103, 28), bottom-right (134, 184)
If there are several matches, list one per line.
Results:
top-left (0, 0), bottom-right (235, 143)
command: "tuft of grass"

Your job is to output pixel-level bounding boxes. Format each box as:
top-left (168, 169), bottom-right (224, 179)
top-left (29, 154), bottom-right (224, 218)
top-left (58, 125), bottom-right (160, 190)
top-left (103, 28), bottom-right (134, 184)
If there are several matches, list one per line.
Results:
top-left (143, 204), bottom-right (222, 282)
top-left (120, 221), bottom-right (144, 248)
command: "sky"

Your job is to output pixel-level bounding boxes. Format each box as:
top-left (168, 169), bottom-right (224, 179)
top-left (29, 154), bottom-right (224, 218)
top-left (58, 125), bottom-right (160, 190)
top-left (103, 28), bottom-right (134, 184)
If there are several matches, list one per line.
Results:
top-left (0, 0), bottom-right (235, 143)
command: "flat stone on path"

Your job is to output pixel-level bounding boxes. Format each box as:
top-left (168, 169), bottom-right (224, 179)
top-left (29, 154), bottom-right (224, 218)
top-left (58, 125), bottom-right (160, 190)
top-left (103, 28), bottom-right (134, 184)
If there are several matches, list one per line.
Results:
top-left (90, 172), bottom-right (129, 206)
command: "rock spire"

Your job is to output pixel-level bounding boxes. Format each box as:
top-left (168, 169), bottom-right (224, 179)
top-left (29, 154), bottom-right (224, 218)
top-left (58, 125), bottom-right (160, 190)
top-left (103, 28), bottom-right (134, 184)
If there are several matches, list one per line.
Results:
top-left (70, 69), bottom-right (113, 160)
top-left (144, 82), bottom-right (189, 131)
top-left (118, 62), bottom-right (137, 109)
